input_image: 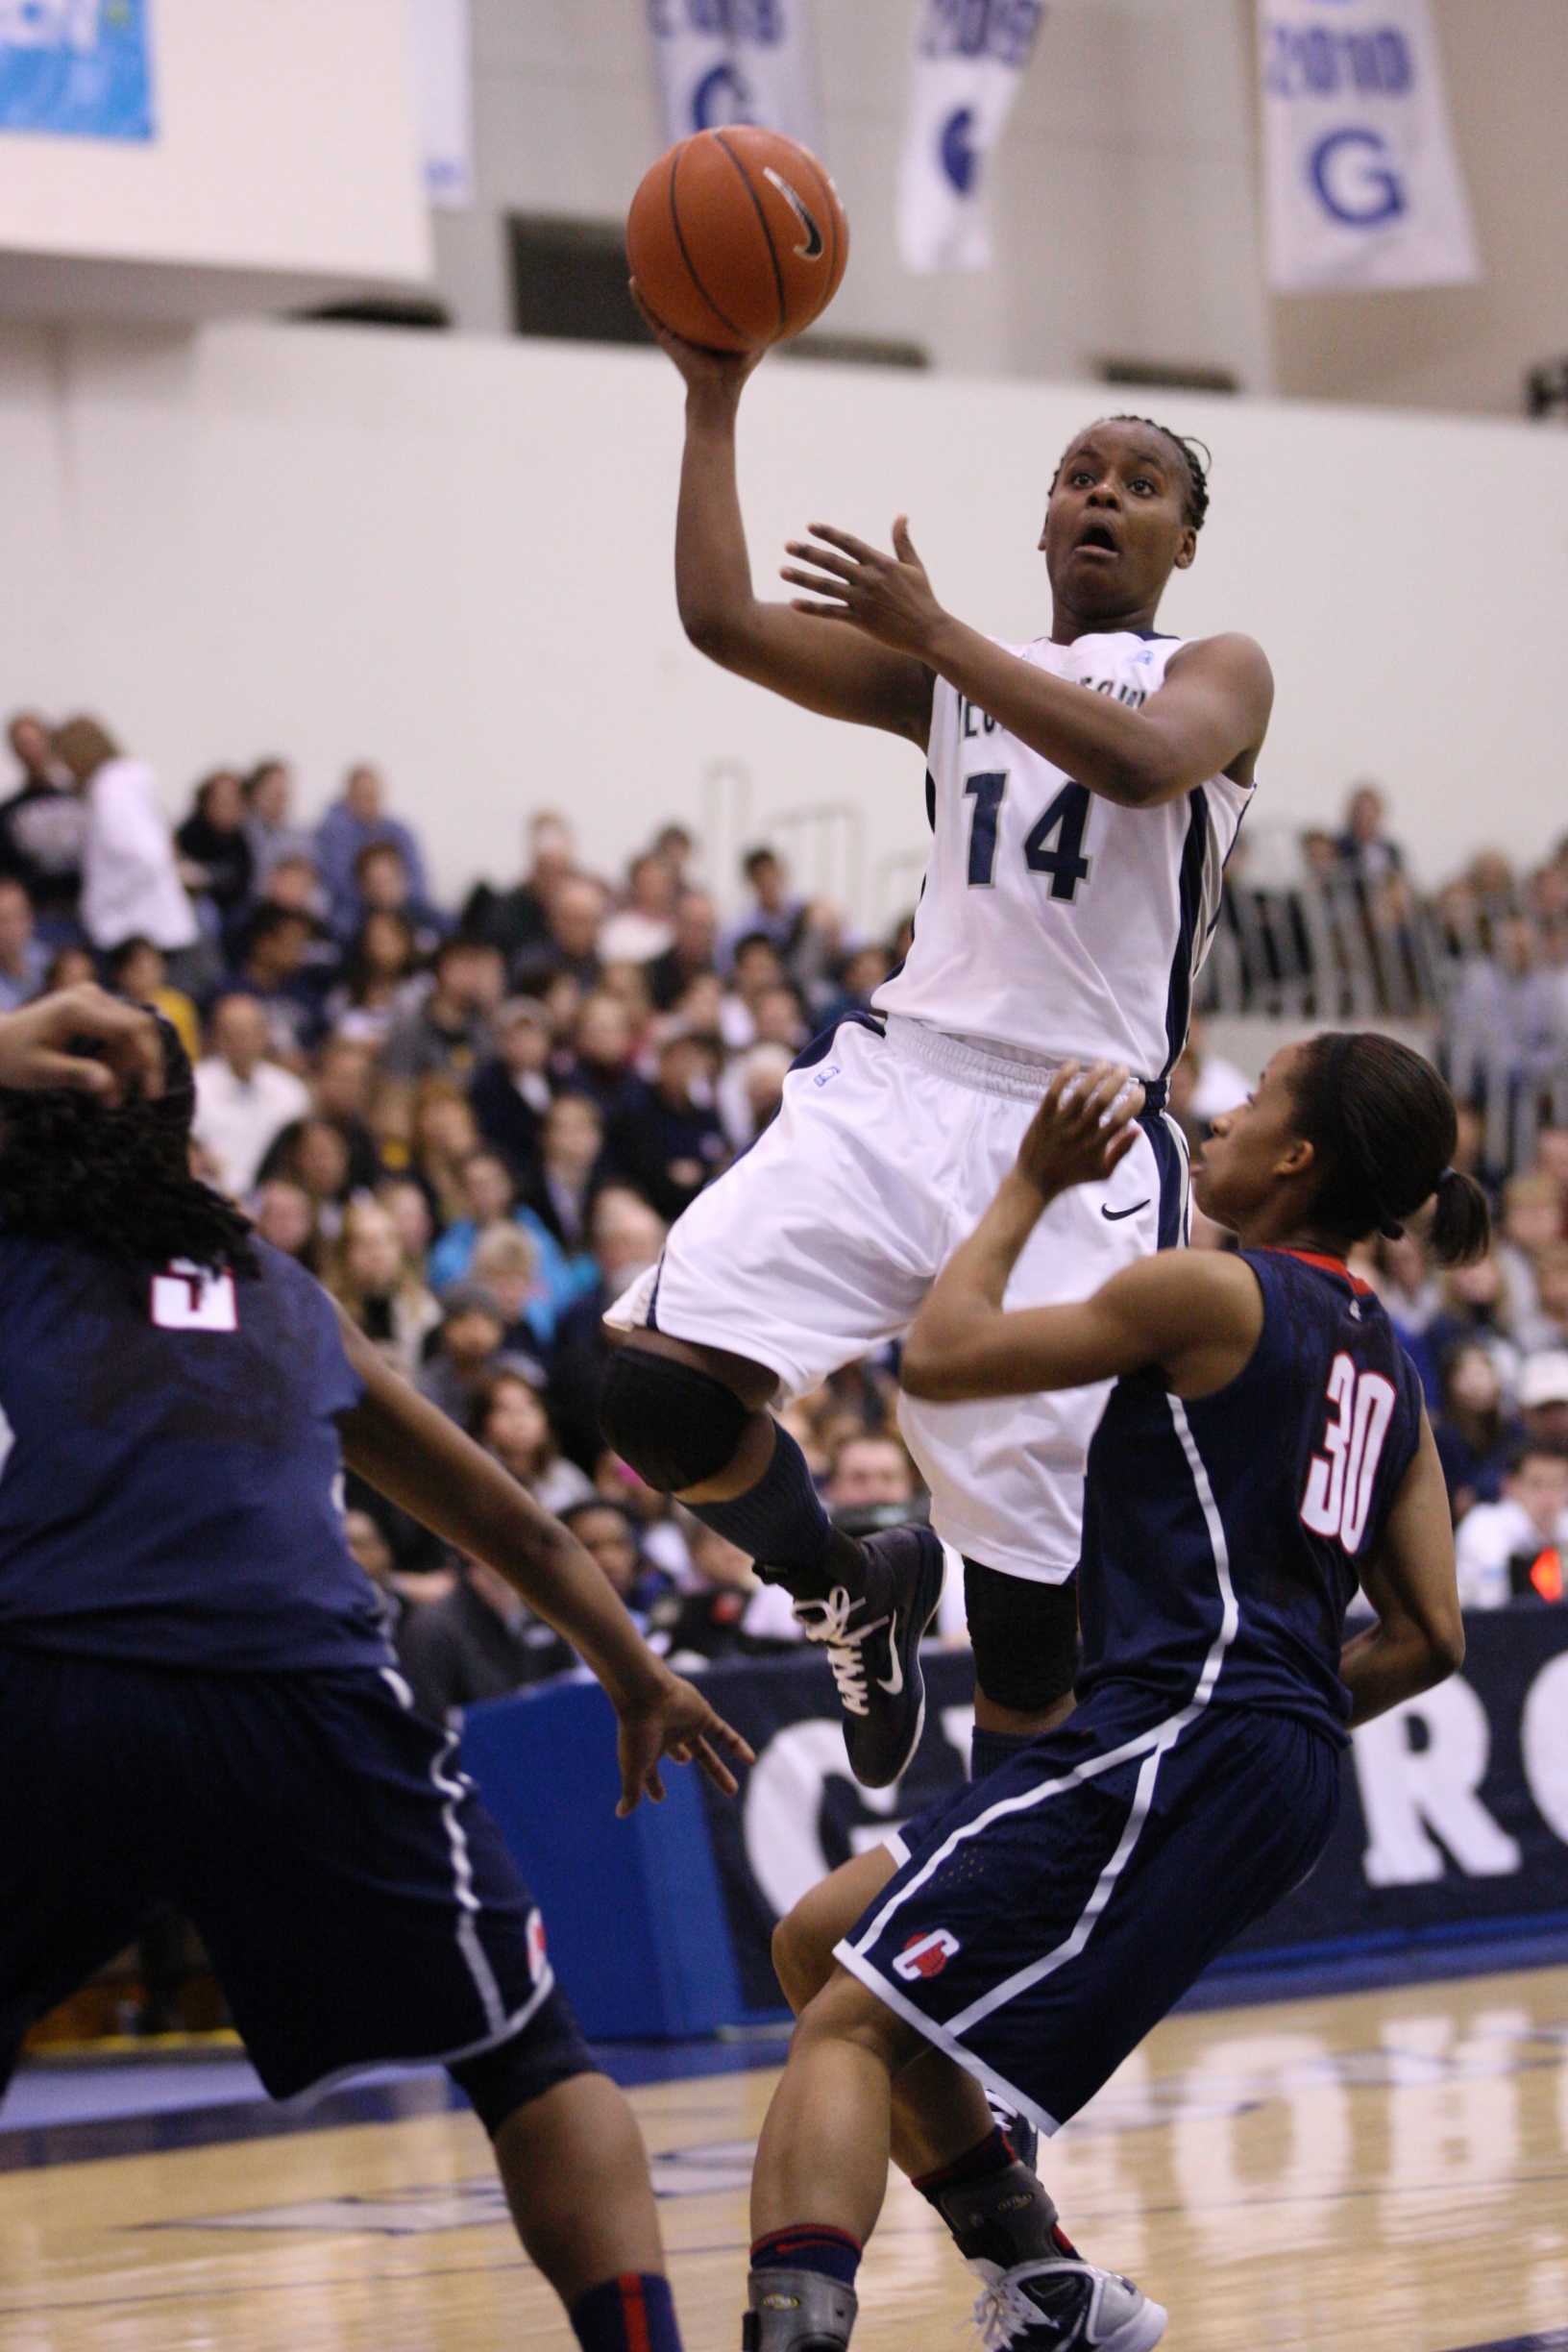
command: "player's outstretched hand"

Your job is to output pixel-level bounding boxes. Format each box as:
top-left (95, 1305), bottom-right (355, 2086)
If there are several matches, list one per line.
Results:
top-left (780, 515), bottom-right (944, 655)
top-left (0, 985), bottom-right (162, 1105)
top-left (1016, 1062), bottom-right (1144, 1200)
top-left (614, 1666), bottom-right (757, 1819)
top-left (628, 278), bottom-right (766, 398)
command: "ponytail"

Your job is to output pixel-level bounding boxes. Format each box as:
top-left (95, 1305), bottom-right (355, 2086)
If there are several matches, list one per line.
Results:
top-left (1429, 1166), bottom-right (1492, 1267)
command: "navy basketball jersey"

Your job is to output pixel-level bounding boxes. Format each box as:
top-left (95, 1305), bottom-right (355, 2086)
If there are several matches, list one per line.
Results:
top-left (0, 1233), bottom-right (390, 1672)
top-left (1077, 1248), bottom-right (1426, 1744)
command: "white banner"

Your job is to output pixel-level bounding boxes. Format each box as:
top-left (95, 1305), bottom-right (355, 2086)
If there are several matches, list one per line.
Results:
top-left (1260, 0), bottom-right (1479, 292)
top-left (409, 0), bottom-right (474, 209)
top-left (646, 0), bottom-right (821, 150)
top-left (897, 1), bottom-right (1047, 275)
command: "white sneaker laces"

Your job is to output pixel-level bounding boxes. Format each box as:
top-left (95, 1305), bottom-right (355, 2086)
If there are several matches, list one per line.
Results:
top-left (792, 1584), bottom-right (889, 1718)
top-left (970, 2271), bottom-right (1051, 2351)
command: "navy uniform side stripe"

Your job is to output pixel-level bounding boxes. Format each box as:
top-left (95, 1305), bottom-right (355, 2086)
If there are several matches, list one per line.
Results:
top-left (1162, 787), bottom-right (1210, 1080)
top-left (1137, 1111), bottom-right (1189, 1252)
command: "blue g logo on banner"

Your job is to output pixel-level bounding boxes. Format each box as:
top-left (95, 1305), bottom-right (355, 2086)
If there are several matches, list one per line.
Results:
top-left (1309, 126), bottom-right (1407, 227)
top-left (691, 61), bottom-right (756, 128)
top-left (939, 105), bottom-right (977, 194)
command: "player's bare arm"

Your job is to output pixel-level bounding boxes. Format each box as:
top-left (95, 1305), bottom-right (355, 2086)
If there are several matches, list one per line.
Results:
top-left (332, 1310), bottom-right (753, 1813)
top-left (635, 284), bottom-right (934, 744)
top-left (1339, 1415), bottom-right (1466, 1727)
top-left (782, 515), bottom-right (1273, 805)
top-left (902, 1061), bottom-right (1264, 1402)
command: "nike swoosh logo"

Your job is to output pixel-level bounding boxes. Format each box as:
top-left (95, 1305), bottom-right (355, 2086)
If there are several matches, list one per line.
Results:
top-left (876, 1611), bottom-right (904, 1696)
top-left (1102, 1198), bottom-right (1151, 1222)
top-left (763, 165), bottom-right (824, 258)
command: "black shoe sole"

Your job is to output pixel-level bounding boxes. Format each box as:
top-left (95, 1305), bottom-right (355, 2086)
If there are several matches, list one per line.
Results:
top-left (842, 1525), bottom-right (947, 1790)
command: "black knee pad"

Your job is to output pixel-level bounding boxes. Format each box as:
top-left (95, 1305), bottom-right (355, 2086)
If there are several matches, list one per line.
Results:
top-left (599, 1345), bottom-right (750, 1493)
top-left (446, 1984), bottom-right (596, 2139)
top-left (963, 1560), bottom-right (1080, 1713)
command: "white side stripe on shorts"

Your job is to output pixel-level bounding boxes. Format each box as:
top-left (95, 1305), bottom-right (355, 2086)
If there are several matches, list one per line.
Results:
top-left (381, 1667), bottom-right (507, 2039)
top-left (850, 1391), bottom-right (1239, 1985)
top-left (943, 1736), bottom-right (1171, 2036)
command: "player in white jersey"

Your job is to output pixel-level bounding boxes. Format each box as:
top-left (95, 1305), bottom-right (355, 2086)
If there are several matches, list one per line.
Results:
top-left (600, 308), bottom-right (1273, 1798)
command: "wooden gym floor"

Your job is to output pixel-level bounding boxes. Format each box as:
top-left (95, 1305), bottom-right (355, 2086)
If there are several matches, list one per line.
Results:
top-left (1, 1962), bottom-right (1564, 2352)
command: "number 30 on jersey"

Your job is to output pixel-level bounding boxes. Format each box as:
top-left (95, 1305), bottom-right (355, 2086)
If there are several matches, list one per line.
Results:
top-left (1300, 1352), bottom-right (1396, 1553)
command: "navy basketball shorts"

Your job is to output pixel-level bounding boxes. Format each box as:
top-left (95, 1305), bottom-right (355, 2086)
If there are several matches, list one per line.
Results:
top-left (0, 1650), bottom-right (579, 2102)
top-left (835, 1700), bottom-right (1340, 2139)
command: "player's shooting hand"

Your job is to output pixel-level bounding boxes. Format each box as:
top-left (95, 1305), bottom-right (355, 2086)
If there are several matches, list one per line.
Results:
top-left (614, 1666), bottom-right (756, 1819)
top-left (1016, 1062), bottom-right (1144, 1200)
top-left (781, 516), bottom-right (944, 654)
top-left (628, 279), bottom-right (766, 398)
top-left (0, 985), bottom-right (163, 1106)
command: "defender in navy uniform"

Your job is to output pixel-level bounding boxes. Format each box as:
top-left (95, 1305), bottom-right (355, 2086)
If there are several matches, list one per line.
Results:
top-left (739, 1033), bottom-right (1482, 2352)
top-left (0, 998), bottom-right (750, 2352)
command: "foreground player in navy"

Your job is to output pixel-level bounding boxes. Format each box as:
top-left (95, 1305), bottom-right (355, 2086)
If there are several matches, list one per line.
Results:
top-left (741, 1033), bottom-right (1481, 2351)
top-left (0, 1001), bottom-right (751, 2352)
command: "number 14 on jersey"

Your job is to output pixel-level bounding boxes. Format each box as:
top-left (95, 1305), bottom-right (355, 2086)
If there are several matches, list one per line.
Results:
top-left (965, 772), bottom-right (1092, 904)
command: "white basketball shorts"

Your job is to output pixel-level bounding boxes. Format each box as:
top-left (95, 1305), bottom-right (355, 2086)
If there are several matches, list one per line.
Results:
top-left (605, 1013), bottom-right (1188, 1583)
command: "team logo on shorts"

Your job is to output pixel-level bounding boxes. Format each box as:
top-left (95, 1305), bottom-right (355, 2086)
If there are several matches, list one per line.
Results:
top-left (894, 1928), bottom-right (961, 1981)
top-left (526, 1908), bottom-right (548, 1983)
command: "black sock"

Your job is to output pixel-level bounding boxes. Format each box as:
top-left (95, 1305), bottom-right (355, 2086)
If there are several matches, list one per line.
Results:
top-left (913, 2128), bottom-right (1072, 2270)
top-left (970, 1726), bottom-right (1035, 1783)
top-left (749, 2223), bottom-right (863, 2291)
top-left (687, 1423), bottom-right (862, 1602)
top-left (911, 2124), bottom-right (1016, 2200)
top-left (570, 2271), bottom-right (681, 2352)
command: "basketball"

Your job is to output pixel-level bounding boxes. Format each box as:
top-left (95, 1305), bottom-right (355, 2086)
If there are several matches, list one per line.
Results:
top-left (625, 126), bottom-right (848, 354)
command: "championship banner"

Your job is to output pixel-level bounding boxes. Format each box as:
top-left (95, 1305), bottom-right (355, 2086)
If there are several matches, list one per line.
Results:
top-left (0, 0), bottom-right (154, 143)
top-left (408, 0), bottom-right (474, 209)
top-left (896, 0), bottom-right (1047, 275)
top-left (1259, 0), bottom-right (1479, 292)
top-left (646, 0), bottom-right (822, 149)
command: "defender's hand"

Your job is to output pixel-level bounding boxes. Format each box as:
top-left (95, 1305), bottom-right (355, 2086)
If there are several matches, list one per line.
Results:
top-left (630, 279), bottom-right (766, 397)
top-left (781, 516), bottom-right (945, 656)
top-left (0, 986), bottom-right (163, 1105)
top-left (1016, 1062), bottom-right (1143, 1200)
top-left (614, 1668), bottom-right (756, 1818)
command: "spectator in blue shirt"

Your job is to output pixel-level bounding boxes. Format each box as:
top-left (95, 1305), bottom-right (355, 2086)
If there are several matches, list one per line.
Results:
top-left (315, 763), bottom-right (432, 935)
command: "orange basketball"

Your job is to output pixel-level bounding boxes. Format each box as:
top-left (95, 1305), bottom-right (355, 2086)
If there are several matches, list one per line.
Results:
top-left (626, 126), bottom-right (848, 354)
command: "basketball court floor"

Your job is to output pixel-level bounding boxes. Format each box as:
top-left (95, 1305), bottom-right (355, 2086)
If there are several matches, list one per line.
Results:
top-left (3, 1956), bottom-right (1564, 2351)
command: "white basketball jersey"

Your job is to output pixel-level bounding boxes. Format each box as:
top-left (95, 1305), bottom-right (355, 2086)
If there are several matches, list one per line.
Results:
top-left (874, 630), bottom-right (1253, 1079)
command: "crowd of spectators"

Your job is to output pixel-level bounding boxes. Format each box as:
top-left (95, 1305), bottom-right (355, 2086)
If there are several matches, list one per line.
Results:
top-left (1208, 782), bottom-right (1568, 1163)
top-left (2, 713), bottom-right (1563, 1733)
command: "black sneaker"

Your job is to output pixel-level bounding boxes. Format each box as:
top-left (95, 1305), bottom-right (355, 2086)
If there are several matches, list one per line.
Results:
top-left (792, 1523), bottom-right (946, 1788)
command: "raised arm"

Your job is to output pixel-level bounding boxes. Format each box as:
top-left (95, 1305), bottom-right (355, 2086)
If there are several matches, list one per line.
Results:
top-left (782, 519), bottom-right (1273, 806)
top-left (1339, 1414), bottom-right (1465, 1729)
top-left (333, 1311), bottom-right (752, 1812)
top-left (637, 291), bottom-right (934, 744)
top-left (900, 1064), bottom-right (1264, 1402)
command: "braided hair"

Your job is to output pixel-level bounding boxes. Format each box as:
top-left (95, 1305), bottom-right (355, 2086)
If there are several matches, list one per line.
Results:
top-left (0, 1011), bottom-right (257, 1285)
top-left (1050, 415), bottom-right (1212, 534)
top-left (1288, 1032), bottom-right (1490, 1267)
